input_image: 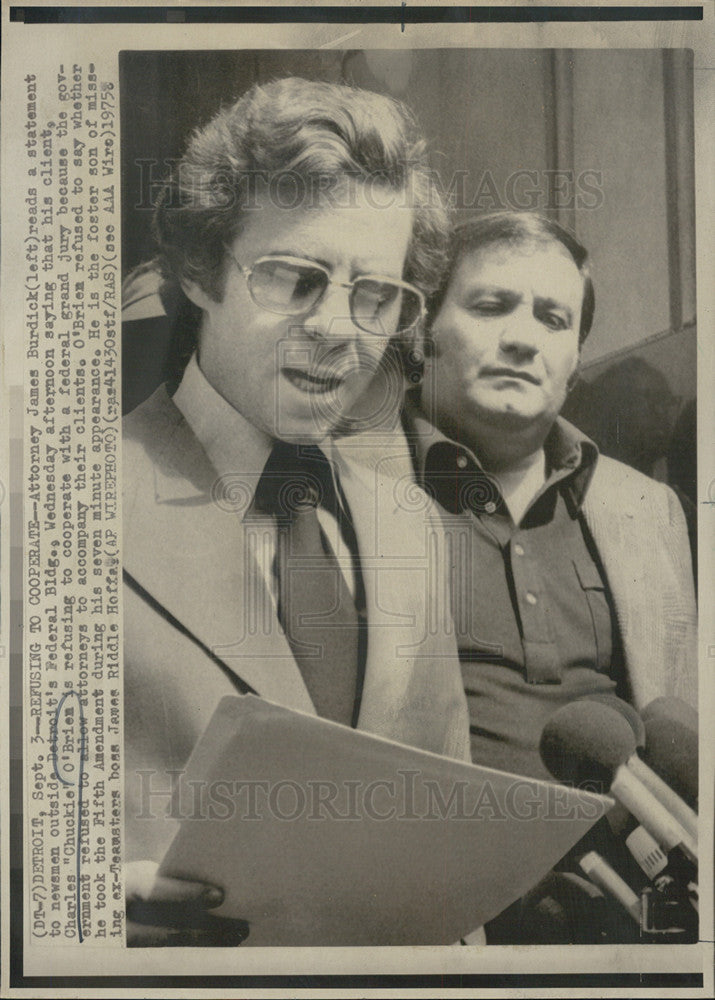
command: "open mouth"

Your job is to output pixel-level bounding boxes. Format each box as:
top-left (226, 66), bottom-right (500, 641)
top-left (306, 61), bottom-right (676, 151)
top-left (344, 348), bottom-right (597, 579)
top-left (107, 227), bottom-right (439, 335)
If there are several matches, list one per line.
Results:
top-left (483, 367), bottom-right (541, 386)
top-left (282, 367), bottom-right (344, 394)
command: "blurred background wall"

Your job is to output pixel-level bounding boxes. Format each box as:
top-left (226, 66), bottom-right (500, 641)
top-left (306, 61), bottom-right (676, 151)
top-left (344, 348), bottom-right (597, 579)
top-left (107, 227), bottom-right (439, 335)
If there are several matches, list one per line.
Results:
top-left (120, 48), bottom-right (696, 501)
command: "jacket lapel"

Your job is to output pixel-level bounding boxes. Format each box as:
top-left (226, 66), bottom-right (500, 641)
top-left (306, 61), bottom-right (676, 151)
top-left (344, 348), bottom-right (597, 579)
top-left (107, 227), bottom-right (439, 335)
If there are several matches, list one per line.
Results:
top-left (125, 391), bottom-right (468, 754)
top-left (582, 457), bottom-right (697, 708)
top-left (123, 390), bottom-right (315, 713)
top-left (334, 447), bottom-right (467, 756)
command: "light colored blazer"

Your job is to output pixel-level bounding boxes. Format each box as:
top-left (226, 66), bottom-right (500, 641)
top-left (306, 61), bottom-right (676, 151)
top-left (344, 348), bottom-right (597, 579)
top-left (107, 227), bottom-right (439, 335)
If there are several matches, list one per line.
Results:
top-left (581, 452), bottom-right (697, 709)
top-left (122, 387), bottom-right (470, 862)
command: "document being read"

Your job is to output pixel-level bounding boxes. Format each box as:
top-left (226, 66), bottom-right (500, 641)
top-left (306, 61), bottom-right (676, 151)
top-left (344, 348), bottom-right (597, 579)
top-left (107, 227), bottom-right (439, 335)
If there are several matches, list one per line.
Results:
top-left (158, 696), bottom-right (612, 946)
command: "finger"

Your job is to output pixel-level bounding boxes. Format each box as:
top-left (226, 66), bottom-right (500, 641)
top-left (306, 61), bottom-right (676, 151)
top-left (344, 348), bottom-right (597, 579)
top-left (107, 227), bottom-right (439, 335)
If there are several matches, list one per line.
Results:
top-left (126, 861), bottom-right (223, 907)
top-left (127, 898), bottom-right (228, 928)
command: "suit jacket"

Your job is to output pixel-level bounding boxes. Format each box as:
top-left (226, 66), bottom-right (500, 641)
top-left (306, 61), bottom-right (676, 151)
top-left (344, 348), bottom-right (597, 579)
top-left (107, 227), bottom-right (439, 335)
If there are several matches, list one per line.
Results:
top-left (349, 418), bottom-right (698, 716)
top-left (580, 451), bottom-right (697, 709)
top-left (123, 387), bottom-right (470, 862)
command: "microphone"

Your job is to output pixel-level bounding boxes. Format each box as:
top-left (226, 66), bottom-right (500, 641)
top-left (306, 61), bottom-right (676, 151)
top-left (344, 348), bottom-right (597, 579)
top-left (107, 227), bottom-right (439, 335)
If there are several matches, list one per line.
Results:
top-left (628, 700), bottom-right (698, 843)
top-left (578, 694), bottom-right (697, 846)
top-left (639, 699), bottom-right (699, 917)
top-left (577, 693), bottom-right (645, 748)
top-left (539, 701), bottom-right (697, 867)
top-left (578, 851), bottom-right (641, 925)
top-left (641, 698), bottom-right (698, 809)
top-left (576, 694), bottom-right (647, 847)
top-left (576, 697), bottom-right (675, 874)
top-left (540, 700), bottom-right (698, 938)
top-left (578, 848), bottom-right (696, 936)
top-left (581, 697), bottom-right (699, 915)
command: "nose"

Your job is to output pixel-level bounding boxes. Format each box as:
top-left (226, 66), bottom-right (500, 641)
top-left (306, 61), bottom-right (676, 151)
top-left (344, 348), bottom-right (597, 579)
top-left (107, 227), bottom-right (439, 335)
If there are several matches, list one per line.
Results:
top-left (497, 305), bottom-right (540, 358)
top-left (302, 282), bottom-right (358, 342)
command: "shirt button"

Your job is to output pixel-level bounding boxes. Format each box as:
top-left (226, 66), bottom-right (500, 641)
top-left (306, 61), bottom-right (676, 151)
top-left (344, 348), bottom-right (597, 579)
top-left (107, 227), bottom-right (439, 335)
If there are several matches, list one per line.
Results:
top-left (514, 543), bottom-right (525, 557)
top-left (525, 591), bottom-right (538, 605)
top-left (456, 454), bottom-right (468, 469)
top-left (484, 501), bottom-right (497, 514)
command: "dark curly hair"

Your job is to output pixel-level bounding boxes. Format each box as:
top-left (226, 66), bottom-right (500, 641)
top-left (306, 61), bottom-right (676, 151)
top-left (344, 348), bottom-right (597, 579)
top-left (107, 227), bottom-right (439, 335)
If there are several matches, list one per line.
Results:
top-left (425, 211), bottom-right (595, 347)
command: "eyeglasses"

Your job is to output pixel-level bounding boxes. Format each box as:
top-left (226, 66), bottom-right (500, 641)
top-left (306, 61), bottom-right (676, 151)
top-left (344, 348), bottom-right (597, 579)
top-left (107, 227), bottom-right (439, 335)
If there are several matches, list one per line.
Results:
top-left (226, 251), bottom-right (425, 336)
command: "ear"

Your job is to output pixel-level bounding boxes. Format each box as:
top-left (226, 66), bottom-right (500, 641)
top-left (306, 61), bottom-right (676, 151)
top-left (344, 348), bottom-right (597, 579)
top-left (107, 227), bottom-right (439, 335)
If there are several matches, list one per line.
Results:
top-left (180, 278), bottom-right (213, 311)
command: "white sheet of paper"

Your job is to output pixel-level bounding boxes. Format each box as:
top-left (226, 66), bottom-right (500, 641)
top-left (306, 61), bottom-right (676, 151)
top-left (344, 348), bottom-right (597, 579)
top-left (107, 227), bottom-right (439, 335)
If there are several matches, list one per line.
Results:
top-left (159, 695), bottom-right (613, 946)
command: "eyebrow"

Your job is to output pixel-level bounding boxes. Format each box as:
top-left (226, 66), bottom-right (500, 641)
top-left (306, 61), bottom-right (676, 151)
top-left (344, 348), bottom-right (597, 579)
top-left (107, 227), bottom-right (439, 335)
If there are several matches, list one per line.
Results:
top-left (535, 296), bottom-right (574, 320)
top-left (466, 284), bottom-right (513, 296)
top-left (466, 285), bottom-right (574, 319)
top-left (264, 249), bottom-right (403, 280)
top-left (263, 250), bottom-right (332, 270)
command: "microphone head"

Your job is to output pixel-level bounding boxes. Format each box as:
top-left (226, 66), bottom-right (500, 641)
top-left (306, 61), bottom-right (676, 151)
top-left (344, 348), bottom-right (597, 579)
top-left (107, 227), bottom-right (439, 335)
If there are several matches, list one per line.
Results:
top-left (540, 700), bottom-right (637, 791)
top-left (577, 693), bottom-right (646, 749)
top-left (641, 698), bottom-right (698, 809)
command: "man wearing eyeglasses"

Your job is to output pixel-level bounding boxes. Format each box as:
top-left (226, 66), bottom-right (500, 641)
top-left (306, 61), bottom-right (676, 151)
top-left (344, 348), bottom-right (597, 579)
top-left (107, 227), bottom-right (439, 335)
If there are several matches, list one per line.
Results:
top-left (122, 77), bottom-right (469, 945)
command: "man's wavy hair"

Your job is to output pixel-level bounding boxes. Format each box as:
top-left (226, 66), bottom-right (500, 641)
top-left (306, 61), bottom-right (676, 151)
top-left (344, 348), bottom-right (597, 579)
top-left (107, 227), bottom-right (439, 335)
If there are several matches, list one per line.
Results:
top-left (153, 76), bottom-right (450, 377)
top-left (424, 211), bottom-right (596, 350)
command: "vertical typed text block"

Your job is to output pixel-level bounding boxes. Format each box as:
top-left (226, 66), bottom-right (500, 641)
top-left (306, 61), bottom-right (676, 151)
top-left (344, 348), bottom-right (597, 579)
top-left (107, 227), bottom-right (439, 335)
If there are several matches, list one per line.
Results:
top-left (23, 62), bottom-right (123, 946)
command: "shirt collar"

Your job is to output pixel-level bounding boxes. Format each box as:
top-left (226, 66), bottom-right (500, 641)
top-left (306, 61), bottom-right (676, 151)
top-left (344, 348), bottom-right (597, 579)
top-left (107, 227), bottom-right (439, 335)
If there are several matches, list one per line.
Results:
top-left (404, 395), bottom-right (456, 483)
top-left (404, 393), bottom-right (599, 512)
top-left (173, 353), bottom-right (274, 486)
top-left (543, 418), bottom-right (599, 508)
top-left (172, 353), bottom-right (343, 518)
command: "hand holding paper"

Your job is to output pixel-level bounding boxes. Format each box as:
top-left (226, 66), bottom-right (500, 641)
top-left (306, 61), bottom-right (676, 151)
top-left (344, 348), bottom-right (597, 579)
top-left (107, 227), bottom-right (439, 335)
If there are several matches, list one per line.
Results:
top-left (158, 696), bottom-right (612, 946)
top-left (125, 860), bottom-right (249, 947)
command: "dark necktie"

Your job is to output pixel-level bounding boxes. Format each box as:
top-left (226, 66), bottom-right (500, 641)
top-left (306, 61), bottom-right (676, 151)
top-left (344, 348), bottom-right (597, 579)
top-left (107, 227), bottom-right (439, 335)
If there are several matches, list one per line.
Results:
top-left (256, 442), bottom-right (360, 726)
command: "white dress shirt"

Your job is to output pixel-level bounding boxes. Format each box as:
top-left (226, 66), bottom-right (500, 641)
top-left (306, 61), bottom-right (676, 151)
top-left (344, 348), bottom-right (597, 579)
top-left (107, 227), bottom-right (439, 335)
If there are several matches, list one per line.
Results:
top-left (173, 353), bottom-right (357, 604)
